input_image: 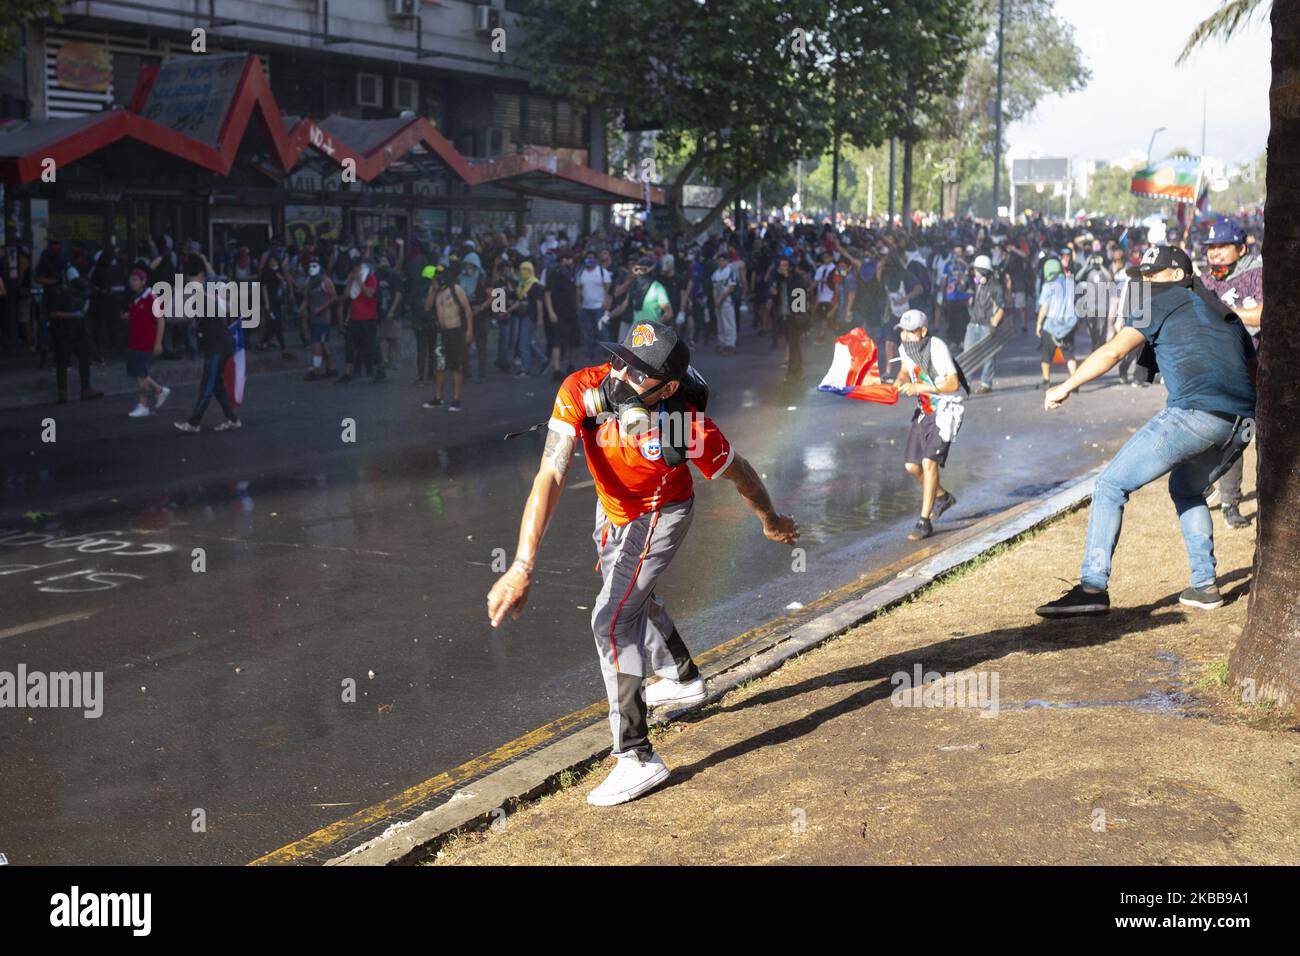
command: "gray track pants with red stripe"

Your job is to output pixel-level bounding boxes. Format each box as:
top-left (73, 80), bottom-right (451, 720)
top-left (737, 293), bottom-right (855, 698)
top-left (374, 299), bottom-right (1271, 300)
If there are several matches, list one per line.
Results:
top-left (591, 497), bottom-right (700, 758)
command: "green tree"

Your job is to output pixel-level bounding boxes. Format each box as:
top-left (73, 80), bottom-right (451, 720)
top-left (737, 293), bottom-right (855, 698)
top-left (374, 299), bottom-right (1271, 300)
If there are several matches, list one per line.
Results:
top-left (520, 0), bottom-right (973, 236)
top-left (0, 1), bottom-right (60, 65)
top-left (922, 0), bottom-right (1089, 218)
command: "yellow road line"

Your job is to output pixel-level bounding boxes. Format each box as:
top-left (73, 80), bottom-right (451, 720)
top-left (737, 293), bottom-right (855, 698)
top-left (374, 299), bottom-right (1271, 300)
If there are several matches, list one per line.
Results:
top-left (0, 610), bottom-right (99, 642)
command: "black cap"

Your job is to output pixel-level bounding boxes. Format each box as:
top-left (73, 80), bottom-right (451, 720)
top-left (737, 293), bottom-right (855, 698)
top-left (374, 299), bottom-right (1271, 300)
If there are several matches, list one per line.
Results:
top-left (1126, 245), bottom-right (1194, 279)
top-left (600, 320), bottom-right (689, 381)
top-left (636, 255), bottom-right (655, 270)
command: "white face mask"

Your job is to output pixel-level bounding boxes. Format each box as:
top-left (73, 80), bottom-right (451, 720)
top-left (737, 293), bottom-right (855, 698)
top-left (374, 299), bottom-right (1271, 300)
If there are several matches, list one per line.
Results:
top-left (309, 263), bottom-right (322, 277)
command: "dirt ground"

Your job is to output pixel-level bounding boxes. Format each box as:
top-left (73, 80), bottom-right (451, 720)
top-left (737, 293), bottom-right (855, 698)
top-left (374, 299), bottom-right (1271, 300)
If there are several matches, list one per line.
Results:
top-left (434, 448), bottom-right (1300, 865)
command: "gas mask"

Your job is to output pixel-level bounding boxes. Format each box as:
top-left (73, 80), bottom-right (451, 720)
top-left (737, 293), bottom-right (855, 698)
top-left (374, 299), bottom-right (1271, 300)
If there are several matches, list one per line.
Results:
top-left (581, 373), bottom-right (668, 438)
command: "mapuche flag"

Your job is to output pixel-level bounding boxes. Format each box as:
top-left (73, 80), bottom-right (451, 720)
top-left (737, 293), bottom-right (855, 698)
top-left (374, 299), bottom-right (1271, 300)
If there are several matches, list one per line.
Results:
top-left (817, 327), bottom-right (898, 405)
top-left (1130, 156), bottom-right (1201, 203)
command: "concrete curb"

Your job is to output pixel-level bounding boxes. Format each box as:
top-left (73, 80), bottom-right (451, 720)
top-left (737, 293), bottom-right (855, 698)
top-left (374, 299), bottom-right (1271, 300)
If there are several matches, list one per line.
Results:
top-left (327, 467), bottom-right (1103, 866)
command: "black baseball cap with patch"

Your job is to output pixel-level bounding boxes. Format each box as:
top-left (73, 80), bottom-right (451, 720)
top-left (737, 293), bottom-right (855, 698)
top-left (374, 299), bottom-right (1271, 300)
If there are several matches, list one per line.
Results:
top-left (1127, 244), bottom-right (1194, 279)
top-left (600, 320), bottom-right (689, 381)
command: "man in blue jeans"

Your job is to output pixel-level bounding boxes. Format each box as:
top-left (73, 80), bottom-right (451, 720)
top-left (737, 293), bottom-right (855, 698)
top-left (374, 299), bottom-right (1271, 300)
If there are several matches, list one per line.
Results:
top-left (1036, 245), bottom-right (1256, 617)
top-left (963, 254), bottom-right (1004, 393)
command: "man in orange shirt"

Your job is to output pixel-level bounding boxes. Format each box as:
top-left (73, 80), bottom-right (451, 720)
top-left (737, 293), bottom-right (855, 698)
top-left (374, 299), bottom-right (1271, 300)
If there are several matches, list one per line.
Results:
top-left (486, 320), bottom-right (799, 806)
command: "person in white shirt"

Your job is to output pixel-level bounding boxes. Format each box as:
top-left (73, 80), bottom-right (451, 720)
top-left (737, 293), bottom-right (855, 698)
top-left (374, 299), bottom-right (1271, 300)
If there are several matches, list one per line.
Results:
top-left (575, 253), bottom-right (612, 359)
top-left (893, 309), bottom-right (965, 541)
top-left (813, 249), bottom-right (837, 345)
top-left (711, 252), bottom-right (738, 353)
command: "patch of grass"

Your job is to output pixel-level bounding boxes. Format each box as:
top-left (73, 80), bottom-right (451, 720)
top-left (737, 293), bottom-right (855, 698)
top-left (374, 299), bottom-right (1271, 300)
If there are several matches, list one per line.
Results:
top-left (23, 511), bottom-right (52, 522)
top-left (1194, 661), bottom-right (1229, 689)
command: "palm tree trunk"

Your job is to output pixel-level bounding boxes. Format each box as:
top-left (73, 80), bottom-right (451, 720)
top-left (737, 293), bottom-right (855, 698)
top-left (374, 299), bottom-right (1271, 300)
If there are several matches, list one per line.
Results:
top-left (1228, 0), bottom-right (1300, 717)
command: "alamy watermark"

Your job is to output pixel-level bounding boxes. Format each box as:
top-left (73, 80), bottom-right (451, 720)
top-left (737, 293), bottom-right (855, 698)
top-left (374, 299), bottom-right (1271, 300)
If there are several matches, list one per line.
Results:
top-left (0, 664), bottom-right (103, 718)
top-left (891, 663), bottom-right (1000, 717)
top-left (151, 274), bottom-right (261, 329)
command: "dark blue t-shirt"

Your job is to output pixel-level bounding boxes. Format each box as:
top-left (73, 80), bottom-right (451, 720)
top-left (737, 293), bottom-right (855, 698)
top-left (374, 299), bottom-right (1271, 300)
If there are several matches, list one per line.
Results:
top-left (1127, 283), bottom-right (1256, 419)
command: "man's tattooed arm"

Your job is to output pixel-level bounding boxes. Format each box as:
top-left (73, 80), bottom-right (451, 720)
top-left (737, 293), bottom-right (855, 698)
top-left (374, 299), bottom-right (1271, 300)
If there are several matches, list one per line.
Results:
top-left (541, 428), bottom-right (575, 479)
top-left (723, 452), bottom-right (801, 545)
top-left (723, 453), bottom-right (775, 519)
top-left (511, 428), bottom-right (576, 573)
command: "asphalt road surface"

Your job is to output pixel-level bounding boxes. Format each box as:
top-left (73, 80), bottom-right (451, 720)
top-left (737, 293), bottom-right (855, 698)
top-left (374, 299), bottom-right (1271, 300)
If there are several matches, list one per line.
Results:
top-left (0, 326), bottom-right (1165, 863)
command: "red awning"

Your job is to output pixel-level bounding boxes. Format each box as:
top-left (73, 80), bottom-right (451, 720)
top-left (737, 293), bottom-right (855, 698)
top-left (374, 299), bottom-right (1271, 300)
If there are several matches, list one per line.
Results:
top-left (472, 150), bottom-right (664, 205)
top-left (0, 53), bottom-right (294, 183)
top-left (1, 53), bottom-right (656, 204)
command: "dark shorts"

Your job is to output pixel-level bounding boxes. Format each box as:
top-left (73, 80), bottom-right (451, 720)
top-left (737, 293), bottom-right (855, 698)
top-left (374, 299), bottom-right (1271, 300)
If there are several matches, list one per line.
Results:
top-left (310, 322), bottom-right (330, 344)
top-left (439, 325), bottom-right (467, 372)
top-left (545, 314), bottom-right (579, 352)
top-left (878, 320), bottom-right (901, 346)
top-left (1042, 327), bottom-right (1076, 362)
top-left (905, 411), bottom-right (951, 467)
top-left (126, 350), bottom-right (153, 379)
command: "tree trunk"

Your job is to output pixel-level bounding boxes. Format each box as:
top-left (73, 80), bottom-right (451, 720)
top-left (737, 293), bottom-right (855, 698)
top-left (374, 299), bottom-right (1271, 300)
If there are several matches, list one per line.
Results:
top-left (679, 180), bottom-right (751, 239)
top-left (1227, 0), bottom-right (1300, 720)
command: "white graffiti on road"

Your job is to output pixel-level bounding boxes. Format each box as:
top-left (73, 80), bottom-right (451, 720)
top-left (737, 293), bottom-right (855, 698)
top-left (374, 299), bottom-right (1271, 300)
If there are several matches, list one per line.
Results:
top-left (0, 529), bottom-right (172, 594)
top-left (0, 529), bottom-right (174, 557)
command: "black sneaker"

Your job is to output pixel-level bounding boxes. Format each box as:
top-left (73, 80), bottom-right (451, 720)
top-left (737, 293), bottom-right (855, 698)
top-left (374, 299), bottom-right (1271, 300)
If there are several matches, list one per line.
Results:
top-left (1222, 505), bottom-right (1249, 529)
top-left (1179, 586), bottom-right (1224, 610)
top-left (1035, 584), bottom-right (1110, 617)
top-left (931, 492), bottom-right (957, 520)
top-left (334, 374), bottom-right (353, 385)
top-left (1037, 380), bottom-right (1052, 390)
top-left (422, 397), bottom-right (442, 409)
top-left (448, 400), bottom-right (462, 412)
top-left (907, 517), bottom-right (933, 541)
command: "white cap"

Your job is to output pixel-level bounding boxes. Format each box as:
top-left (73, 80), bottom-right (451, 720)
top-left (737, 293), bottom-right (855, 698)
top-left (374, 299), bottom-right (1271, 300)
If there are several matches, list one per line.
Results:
top-left (895, 309), bottom-right (928, 332)
top-left (972, 254), bottom-right (993, 272)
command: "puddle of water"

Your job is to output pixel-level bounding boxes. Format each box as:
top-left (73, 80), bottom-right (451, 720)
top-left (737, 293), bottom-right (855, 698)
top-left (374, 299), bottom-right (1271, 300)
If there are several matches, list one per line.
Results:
top-left (1021, 688), bottom-right (1190, 716)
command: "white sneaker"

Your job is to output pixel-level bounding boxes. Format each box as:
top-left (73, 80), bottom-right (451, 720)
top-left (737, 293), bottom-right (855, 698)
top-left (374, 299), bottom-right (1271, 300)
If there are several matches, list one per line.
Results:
top-left (214, 419), bottom-right (241, 432)
top-left (586, 752), bottom-right (670, 807)
top-left (128, 404), bottom-right (152, 418)
top-left (155, 386), bottom-right (171, 410)
top-left (645, 675), bottom-right (706, 709)
top-left (173, 421), bottom-right (200, 434)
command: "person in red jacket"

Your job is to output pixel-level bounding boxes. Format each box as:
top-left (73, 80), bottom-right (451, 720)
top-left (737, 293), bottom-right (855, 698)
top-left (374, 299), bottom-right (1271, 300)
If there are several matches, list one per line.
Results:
top-left (122, 267), bottom-right (171, 418)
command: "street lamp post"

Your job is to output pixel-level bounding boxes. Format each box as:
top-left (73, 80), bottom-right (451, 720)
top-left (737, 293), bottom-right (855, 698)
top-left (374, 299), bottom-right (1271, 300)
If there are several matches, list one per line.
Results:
top-left (1146, 126), bottom-right (1167, 166)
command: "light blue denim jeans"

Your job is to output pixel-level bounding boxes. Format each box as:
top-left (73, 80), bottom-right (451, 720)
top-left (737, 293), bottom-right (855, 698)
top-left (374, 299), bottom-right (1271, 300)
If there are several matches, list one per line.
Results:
top-left (962, 322), bottom-right (995, 387)
top-left (1081, 407), bottom-right (1235, 592)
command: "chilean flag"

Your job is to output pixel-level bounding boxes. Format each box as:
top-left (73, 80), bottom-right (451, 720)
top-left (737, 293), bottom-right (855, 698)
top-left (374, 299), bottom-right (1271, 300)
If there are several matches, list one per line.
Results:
top-left (817, 327), bottom-right (899, 405)
top-left (223, 319), bottom-right (246, 406)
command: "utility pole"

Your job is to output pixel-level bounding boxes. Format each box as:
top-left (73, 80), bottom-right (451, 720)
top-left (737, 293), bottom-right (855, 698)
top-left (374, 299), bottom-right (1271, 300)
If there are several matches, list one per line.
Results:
top-left (888, 137), bottom-right (896, 222)
top-left (831, 126), bottom-right (841, 226)
top-left (991, 0), bottom-right (1006, 223)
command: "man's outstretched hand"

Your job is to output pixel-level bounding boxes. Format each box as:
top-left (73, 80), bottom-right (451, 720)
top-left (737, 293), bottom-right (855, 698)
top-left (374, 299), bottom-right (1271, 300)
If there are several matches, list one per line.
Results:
top-left (763, 513), bottom-right (800, 545)
top-left (1044, 384), bottom-right (1071, 410)
top-left (487, 565), bottom-right (532, 628)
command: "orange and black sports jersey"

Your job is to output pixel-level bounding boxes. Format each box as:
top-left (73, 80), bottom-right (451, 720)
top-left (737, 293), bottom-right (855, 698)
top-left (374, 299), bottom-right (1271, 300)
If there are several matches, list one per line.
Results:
top-left (547, 365), bottom-right (734, 526)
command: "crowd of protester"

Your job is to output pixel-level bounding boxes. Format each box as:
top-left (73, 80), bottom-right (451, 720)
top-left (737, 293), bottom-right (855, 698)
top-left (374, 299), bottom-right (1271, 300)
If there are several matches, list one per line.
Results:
top-left (0, 207), bottom-right (1263, 414)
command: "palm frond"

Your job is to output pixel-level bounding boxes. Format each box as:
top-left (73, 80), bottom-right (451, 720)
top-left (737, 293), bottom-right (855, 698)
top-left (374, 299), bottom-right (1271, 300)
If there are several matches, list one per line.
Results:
top-left (1176, 0), bottom-right (1269, 65)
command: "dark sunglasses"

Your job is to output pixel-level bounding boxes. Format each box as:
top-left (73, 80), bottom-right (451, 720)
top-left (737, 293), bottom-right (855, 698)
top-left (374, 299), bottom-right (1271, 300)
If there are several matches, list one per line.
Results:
top-left (609, 355), bottom-right (652, 386)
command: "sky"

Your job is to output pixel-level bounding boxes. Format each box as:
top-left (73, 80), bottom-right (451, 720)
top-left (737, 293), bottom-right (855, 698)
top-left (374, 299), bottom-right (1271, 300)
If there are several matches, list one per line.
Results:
top-left (1007, 0), bottom-right (1271, 166)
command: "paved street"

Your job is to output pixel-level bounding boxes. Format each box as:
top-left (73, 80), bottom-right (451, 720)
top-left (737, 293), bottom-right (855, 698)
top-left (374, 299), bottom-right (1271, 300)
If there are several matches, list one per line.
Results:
top-left (0, 330), bottom-right (1164, 864)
